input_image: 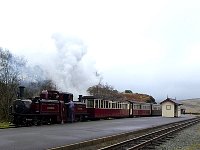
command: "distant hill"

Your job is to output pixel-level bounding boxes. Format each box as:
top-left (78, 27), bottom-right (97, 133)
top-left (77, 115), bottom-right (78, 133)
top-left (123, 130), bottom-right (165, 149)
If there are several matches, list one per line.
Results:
top-left (179, 98), bottom-right (200, 113)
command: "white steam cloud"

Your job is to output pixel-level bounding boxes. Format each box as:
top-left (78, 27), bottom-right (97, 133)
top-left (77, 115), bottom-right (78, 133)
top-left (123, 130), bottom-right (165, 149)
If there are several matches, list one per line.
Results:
top-left (43, 33), bottom-right (99, 99)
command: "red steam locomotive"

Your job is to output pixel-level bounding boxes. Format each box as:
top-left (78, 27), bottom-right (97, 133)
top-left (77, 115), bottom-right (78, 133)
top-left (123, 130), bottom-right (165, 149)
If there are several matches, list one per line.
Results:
top-left (10, 87), bottom-right (161, 126)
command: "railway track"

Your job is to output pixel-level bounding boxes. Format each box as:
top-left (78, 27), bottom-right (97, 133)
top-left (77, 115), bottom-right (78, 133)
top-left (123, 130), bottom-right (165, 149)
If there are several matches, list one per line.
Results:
top-left (99, 117), bottom-right (200, 150)
top-left (48, 117), bottom-right (200, 150)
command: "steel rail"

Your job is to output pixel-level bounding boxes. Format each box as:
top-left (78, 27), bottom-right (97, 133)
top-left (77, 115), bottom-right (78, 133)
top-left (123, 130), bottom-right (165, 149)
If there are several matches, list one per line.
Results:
top-left (127, 119), bottom-right (199, 150)
top-left (99, 118), bottom-right (200, 150)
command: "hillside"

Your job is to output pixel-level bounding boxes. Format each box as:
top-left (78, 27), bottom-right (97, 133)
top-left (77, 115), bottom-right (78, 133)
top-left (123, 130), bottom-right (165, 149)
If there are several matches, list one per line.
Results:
top-left (179, 98), bottom-right (200, 114)
top-left (122, 93), bottom-right (155, 103)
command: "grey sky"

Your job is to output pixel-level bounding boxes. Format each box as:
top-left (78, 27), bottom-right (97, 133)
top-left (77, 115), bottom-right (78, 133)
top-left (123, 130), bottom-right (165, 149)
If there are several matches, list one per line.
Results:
top-left (1, 0), bottom-right (200, 101)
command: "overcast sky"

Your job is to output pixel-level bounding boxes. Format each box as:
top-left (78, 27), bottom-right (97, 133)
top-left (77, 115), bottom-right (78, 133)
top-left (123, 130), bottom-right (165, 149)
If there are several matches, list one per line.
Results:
top-left (1, 0), bottom-right (200, 101)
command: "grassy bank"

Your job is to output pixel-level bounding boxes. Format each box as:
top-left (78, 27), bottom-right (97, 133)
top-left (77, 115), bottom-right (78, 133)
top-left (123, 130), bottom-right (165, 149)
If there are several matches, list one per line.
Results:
top-left (0, 122), bottom-right (9, 129)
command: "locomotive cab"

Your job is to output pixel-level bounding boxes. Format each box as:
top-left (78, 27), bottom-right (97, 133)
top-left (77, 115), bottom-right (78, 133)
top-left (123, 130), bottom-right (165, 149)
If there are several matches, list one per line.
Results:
top-left (59, 92), bottom-right (73, 103)
top-left (40, 90), bottom-right (59, 100)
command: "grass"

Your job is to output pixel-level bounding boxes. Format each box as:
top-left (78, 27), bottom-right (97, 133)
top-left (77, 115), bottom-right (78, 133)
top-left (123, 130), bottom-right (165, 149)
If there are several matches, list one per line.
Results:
top-left (0, 122), bottom-right (9, 129)
top-left (185, 144), bottom-right (200, 150)
top-left (184, 125), bottom-right (200, 150)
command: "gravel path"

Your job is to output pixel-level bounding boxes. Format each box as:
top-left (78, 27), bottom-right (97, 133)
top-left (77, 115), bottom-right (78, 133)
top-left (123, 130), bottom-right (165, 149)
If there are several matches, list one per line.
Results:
top-left (155, 122), bottom-right (200, 150)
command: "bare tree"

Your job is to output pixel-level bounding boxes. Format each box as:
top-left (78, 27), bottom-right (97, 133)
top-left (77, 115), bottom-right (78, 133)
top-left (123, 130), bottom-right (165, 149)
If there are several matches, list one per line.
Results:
top-left (0, 48), bottom-right (25, 121)
top-left (23, 79), bottom-right (57, 98)
top-left (87, 84), bottom-right (155, 103)
top-left (87, 83), bottom-right (123, 100)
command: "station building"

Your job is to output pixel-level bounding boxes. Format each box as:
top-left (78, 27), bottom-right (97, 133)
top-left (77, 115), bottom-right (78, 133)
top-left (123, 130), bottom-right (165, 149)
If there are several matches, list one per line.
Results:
top-left (160, 98), bottom-right (183, 117)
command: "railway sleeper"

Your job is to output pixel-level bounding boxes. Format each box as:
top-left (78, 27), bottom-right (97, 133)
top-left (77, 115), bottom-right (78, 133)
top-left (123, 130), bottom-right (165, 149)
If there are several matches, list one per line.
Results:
top-left (153, 143), bottom-right (162, 146)
top-left (139, 140), bottom-right (149, 142)
top-left (165, 135), bottom-right (175, 139)
top-left (154, 141), bottom-right (164, 145)
top-left (157, 139), bottom-right (167, 142)
top-left (144, 145), bottom-right (156, 149)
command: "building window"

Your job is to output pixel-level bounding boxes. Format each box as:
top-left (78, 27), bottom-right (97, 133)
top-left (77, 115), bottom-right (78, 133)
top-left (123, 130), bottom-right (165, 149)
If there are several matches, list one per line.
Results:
top-left (166, 105), bottom-right (171, 110)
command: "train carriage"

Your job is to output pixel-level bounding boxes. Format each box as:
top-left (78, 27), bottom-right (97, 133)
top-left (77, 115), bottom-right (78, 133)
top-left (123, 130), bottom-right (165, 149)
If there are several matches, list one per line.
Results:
top-left (151, 104), bottom-right (162, 116)
top-left (82, 96), bottom-right (129, 119)
top-left (139, 103), bottom-right (151, 116)
top-left (129, 101), bottom-right (152, 117)
top-left (10, 87), bottom-right (162, 126)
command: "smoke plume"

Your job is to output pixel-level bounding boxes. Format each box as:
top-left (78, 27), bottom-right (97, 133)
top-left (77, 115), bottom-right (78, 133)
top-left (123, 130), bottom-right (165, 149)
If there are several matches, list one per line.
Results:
top-left (43, 33), bottom-right (99, 99)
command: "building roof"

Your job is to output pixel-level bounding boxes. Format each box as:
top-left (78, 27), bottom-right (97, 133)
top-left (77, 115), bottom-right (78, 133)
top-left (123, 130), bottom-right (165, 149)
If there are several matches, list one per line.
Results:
top-left (160, 98), bottom-right (183, 105)
top-left (128, 100), bottom-right (149, 104)
top-left (82, 96), bottom-right (98, 99)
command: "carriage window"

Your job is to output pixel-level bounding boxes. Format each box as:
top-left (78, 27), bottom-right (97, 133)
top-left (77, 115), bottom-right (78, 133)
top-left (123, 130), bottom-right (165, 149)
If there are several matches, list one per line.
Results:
top-left (87, 100), bottom-right (94, 108)
top-left (156, 105), bottom-right (161, 110)
top-left (134, 105), bottom-right (137, 109)
top-left (142, 105), bottom-right (149, 109)
top-left (101, 100), bottom-right (103, 108)
top-left (109, 102), bottom-right (111, 108)
top-left (106, 101), bottom-right (109, 108)
top-left (134, 104), bottom-right (140, 109)
top-left (154, 106), bottom-right (159, 110)
top-left (124, 104), bottom-right (127, 109)
top-left (95, 100), bottom-right (98, 108)
top-left (112, 103), bottom-right (115, 108)
top-left (119, 103), bottom-right (122, 109)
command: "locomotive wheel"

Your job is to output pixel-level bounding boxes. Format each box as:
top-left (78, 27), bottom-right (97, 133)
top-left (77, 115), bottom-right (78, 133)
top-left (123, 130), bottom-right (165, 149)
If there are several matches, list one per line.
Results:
top-left (79, 115), bottom-right (83, 122)
top-left (13, 116), bottom-right (19, 127)
top-left (75, 115), bottom-right (83, 122)
top-left (33, 117), bottom-right (42, 126)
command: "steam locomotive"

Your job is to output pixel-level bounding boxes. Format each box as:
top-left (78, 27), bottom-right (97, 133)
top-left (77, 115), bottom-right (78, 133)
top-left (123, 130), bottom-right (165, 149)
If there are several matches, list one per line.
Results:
top-left (10, 87), bottom-right (161, 126)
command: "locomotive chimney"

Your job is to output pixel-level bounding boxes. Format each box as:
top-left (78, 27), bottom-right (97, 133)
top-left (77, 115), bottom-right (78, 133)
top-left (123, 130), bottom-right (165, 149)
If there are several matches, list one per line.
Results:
top-left (78, 95), bottom-right (82, 102)
top-left (18, 86), bottom-right (25, 99)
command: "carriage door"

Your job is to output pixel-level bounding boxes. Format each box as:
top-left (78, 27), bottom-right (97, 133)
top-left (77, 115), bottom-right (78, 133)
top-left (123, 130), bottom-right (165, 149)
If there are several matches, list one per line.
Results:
top-left (129, 102), bottom-right (133, 117)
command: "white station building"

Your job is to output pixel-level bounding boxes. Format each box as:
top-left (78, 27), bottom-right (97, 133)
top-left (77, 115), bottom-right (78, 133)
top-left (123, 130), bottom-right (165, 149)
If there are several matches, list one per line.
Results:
top-left (160, 98), bottom-right (183, 117)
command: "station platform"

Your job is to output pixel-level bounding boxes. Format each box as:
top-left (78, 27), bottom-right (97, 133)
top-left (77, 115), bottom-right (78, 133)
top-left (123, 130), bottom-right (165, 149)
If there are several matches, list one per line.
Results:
top-left (0, 115), bottom-right (194, 150)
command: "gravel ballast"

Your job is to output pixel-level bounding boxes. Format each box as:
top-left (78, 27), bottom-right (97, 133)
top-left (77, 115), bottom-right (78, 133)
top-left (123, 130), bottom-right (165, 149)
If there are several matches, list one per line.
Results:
top-left (155, 122), bottom-right (200, 150)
